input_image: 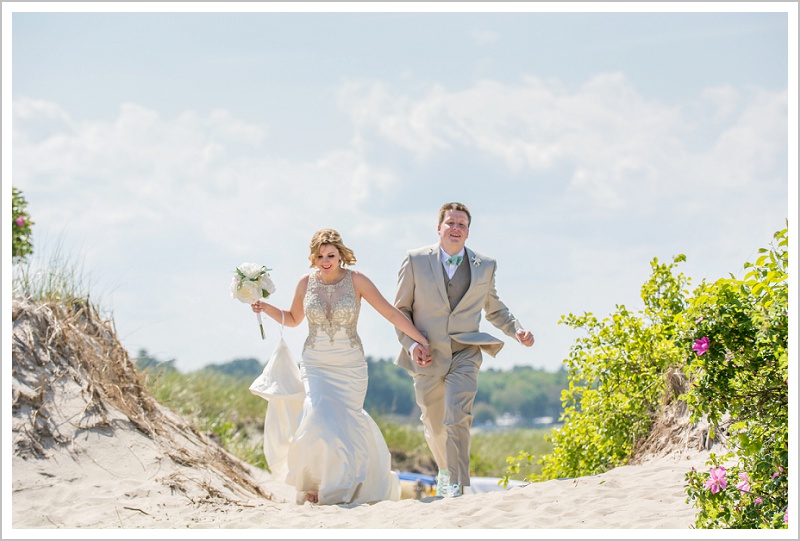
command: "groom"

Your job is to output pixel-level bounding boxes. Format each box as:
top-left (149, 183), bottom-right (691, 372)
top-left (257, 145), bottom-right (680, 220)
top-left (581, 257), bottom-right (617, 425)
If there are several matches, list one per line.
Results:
top-left (394, 202), bottom-right (534, 498)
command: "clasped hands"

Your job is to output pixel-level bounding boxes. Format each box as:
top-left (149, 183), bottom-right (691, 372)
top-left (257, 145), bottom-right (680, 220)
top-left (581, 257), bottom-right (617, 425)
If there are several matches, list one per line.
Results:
top-left (413, 343), bottom-right (432, 366)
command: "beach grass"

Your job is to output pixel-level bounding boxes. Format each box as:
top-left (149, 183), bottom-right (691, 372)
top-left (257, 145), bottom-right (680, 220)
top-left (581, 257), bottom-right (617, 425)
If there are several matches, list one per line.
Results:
top-left (142, 368), bottom-right (270, 469)
top-left (140, 367), bottom-right (552, 480)
top-left (11, 236), bottom-right (97, 305)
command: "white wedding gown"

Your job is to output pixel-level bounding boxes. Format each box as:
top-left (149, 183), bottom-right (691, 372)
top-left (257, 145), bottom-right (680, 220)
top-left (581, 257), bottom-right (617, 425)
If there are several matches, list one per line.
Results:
top-left (258, 270), bottom-right (401, 505)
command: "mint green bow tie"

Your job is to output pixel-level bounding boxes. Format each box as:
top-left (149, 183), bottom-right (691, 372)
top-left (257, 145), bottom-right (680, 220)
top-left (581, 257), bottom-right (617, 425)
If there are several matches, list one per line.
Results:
top-left (446, 255), bottom-right (463, 266)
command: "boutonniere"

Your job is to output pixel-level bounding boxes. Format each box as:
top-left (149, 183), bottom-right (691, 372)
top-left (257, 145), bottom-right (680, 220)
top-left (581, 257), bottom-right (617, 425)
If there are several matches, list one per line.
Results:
top-left (471, 255), bottom-right (481, 267)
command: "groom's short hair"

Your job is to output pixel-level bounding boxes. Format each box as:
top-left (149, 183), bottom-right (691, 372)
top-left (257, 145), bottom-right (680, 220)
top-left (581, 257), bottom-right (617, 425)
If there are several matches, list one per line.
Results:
top-left (438, 202), bottom-right (471, 226)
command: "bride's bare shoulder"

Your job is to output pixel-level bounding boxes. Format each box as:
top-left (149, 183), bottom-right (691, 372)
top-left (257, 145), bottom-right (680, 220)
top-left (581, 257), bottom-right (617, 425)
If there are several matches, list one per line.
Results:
top-left (349, 269), bottom-right (370, 283)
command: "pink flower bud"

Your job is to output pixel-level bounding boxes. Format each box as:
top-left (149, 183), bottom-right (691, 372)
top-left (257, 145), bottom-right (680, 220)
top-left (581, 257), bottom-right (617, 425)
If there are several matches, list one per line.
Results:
top-left (735, 472), bottom-right (750, 493)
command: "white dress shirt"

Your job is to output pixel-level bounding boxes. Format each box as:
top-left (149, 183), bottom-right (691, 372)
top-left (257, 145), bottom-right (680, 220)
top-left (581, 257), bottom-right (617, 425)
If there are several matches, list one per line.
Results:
top-left (440, 247), bottom-right (465, 280)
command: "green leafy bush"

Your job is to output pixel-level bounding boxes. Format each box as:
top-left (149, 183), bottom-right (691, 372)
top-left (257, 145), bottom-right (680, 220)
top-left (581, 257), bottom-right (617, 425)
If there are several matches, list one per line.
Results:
top-left (12, 187), bottom-right (35, 262)
top-left (683, 227), bottom-right (788, 528)
top-left (526, 255), bottom-right (691, 481)
top-left (506, 226), bottom-right (789, 529)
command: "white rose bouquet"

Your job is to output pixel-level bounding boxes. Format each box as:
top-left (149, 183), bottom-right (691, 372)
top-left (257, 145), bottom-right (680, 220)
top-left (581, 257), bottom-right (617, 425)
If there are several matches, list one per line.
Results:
top-left (231, 263), bottom-right (276, 339)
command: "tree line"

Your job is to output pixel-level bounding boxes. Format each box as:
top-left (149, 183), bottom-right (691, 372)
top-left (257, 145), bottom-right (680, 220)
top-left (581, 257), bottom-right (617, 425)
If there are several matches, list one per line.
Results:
top-left (135, 351), bottom-right (568, 427)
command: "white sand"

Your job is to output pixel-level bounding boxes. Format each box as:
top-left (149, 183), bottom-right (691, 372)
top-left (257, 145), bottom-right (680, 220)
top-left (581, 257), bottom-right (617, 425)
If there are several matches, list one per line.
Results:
top-left (9, 385), bottom-right (719, 535)
top-left (10, 431), bottom-right (716, 533)
top-left (7, 298), bottom-right (726, 538)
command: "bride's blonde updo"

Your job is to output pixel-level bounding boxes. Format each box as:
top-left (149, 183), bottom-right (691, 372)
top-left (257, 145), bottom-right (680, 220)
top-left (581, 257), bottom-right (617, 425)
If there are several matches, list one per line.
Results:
top-left (308, 229), bottom-right (357, 268)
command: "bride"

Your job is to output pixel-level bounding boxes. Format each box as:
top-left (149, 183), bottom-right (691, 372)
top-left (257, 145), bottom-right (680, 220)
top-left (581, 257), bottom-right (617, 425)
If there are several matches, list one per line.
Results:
top-left (251, 228), bottom-right (431, 505)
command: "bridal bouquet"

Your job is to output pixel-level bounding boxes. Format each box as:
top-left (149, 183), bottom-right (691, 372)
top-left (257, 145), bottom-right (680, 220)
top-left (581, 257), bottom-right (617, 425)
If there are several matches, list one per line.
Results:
top-left (231, 263), bottom-right (276, 339)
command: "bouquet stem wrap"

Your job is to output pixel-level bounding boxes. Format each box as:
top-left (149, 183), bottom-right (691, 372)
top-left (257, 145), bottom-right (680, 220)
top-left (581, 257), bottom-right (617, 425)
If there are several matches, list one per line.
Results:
top-left (257, 312), bottom-right (265, 340)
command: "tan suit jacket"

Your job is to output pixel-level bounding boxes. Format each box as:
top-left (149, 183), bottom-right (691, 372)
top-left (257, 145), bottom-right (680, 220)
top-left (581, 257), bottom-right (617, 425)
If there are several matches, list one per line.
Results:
top-left (394, 243), bottom-right (522, 375)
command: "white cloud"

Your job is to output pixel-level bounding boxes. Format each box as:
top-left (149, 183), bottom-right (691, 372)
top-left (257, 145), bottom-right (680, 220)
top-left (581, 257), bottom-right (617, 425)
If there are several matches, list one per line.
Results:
top-left (338, 72), bottom-right (786, 217)
top-left (701, 85), bottom-right (740, 124)
top-left (11, 70), bottom-right (788, 372)
top-left (708, 88), bottom-right (788, 185)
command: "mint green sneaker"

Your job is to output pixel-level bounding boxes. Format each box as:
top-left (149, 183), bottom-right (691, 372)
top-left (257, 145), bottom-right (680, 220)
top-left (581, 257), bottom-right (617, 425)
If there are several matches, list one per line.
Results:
top-left (435, 470), bottom-right (449, 498)
top-left (447, 483), bottom-right (462, 498)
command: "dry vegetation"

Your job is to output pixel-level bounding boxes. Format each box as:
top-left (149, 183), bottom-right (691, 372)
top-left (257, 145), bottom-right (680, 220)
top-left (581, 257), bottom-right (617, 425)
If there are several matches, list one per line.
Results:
top-left (11, 296), bottom-right (271, 505)
top-left (628, 366), bottom-right (729, 465)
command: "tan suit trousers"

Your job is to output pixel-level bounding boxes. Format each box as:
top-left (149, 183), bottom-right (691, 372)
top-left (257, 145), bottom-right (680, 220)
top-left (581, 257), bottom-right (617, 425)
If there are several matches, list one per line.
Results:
top-left (410, 345), bottom-right (481, 488)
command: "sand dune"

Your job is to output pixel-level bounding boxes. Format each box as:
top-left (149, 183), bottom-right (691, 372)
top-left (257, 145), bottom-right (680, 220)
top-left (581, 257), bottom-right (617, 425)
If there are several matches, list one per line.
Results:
top-left (8, 298), bottom-right (723, 537)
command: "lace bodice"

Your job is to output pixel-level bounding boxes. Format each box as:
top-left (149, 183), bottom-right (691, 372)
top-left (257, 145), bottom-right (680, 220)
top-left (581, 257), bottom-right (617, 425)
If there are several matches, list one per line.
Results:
top-left (303, 270), bottom-right (362, 352)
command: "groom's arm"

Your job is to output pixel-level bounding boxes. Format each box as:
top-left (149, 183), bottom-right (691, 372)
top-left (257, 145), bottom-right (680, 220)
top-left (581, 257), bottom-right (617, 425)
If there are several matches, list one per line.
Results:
top-left (482, 261), bottom-right (523, 339)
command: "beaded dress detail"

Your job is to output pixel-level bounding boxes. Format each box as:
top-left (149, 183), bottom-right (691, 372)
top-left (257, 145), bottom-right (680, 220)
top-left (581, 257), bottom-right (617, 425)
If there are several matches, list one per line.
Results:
top-left (303, 270), bottom-right (362, 353)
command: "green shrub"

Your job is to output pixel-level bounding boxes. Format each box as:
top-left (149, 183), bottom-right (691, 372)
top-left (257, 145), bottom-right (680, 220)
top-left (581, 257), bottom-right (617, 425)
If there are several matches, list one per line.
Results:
top-left (525, 255), bottom-right (690, 481)
top-left (12, 187), bottom-right (35, 262)
top-left (682, 227), bottom-right (788, 528)
top-left (507, 225), bottom-right (789, 529)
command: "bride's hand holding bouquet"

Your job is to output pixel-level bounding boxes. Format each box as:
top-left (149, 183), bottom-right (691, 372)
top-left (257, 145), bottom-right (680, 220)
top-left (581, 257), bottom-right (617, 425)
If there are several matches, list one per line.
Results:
top-left (230, 263), bottom-right (276, 339)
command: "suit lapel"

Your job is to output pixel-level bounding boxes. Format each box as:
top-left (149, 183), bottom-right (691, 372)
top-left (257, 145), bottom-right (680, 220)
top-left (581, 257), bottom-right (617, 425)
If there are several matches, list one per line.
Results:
top-left (428, 244), bottom-right (450, 305)
top-left (451, 246), bottom-right (478, 312)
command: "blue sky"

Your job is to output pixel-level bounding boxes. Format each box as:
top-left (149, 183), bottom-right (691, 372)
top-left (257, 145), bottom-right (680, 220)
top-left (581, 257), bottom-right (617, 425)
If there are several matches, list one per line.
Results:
top-left (4, 2), bottom-right (796, 374)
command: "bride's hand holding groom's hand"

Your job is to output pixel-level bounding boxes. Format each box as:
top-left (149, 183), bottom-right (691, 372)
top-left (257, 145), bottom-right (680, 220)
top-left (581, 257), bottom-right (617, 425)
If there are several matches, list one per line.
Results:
top-left (414, 343), bottom-right (432, 366)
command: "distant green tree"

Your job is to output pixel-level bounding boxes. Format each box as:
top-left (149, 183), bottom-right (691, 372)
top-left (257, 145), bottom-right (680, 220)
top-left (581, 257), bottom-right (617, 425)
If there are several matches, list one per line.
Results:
top-left (203, 358), bottom-right (263, 379)
top-left (479, 366), bottom-right (568, 421)
top-left (365, 357), bottom-right (416, 415)
top-left (189, 354), bottom-right (566, 423)
top-left (472, 402), bottom-right (499, 424)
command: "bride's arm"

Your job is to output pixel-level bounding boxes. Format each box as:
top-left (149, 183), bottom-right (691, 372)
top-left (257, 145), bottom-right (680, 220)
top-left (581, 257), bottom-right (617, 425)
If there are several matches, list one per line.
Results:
top-left (252, 274), bottom-right (307, 327)
top-left (352, 271), bottom-right (429, 348)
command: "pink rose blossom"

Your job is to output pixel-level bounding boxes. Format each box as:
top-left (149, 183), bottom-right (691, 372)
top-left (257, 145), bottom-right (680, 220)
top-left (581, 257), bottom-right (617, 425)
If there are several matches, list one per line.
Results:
top-left (692, 336), bottom-right (710, 356)
top-left (784, 509), bottom-right (788, 523)
top-left (704, 466), bottom-right (727, 494)
top-left (14, 216), bottom-right (25, 227)
top-left (754, 498), bottom-right (762, 505)
top-left (735, 472), bottom-right (750, 493)
top-left (772, 467), bottom-right (784, 479)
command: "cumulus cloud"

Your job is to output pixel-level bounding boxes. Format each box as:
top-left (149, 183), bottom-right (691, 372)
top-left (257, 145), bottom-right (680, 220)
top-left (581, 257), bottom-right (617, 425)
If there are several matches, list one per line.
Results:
top-left (12, 98), bottom-right (403, 252)
top-left (337, 72), bottom-right (786, 214)
top-left (11, 71), bottom-right (788, 372)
